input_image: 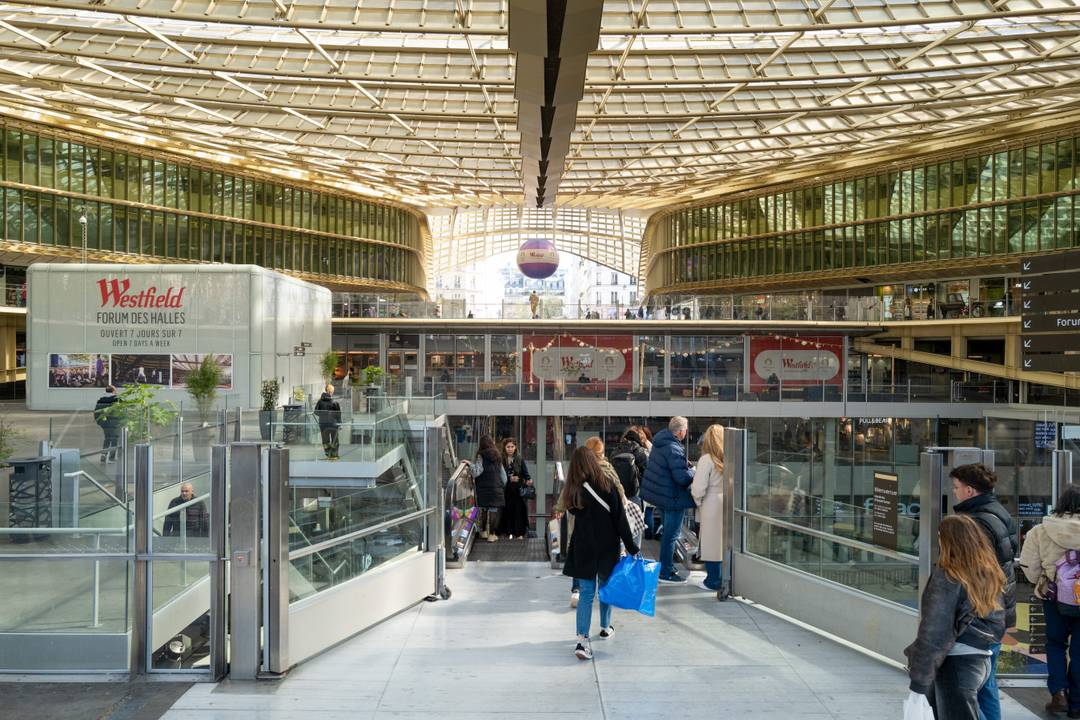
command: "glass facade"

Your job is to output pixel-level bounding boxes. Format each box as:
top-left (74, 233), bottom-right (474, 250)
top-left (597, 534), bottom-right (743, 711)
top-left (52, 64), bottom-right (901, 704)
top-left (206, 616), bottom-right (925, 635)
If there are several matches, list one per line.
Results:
top-left (0, 121), bottom-right (425, 291)
top-left (647, 128), bottom-right (1080, 293)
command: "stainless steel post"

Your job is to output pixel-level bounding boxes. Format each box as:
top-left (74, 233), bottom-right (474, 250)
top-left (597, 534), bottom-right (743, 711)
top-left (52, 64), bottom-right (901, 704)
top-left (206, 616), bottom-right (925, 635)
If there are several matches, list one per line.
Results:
top-left (426, 425), bottom-right (445, 597)
top-left (918, 451), bottom-right (944, 597)
top-left (723, 427), bottom-right (746, 597)
top-left (176, 415), bottom-right (184, 491)
top-left (119, 427), bottom-right (129, 503)
top-left (219, 409), bottom-right (228, 445)
top-left (234, 407), bottom-right (243, 442)
top-left (209, 444), bottom-right (227, 681)
top-left (132, 443), bottom-right (152, 675)
top-left (1054, 449), bottom-right (1073, 498)
top-left (229, 443), bottom-right (263, 680)
top-left (264, 446), bottom-right (290, 674)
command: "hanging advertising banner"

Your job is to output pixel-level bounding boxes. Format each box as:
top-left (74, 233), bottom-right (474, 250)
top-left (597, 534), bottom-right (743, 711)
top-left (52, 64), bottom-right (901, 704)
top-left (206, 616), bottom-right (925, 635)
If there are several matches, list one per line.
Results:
top-left (523, 334), bottom-right (633, 386)
top-left (748, 335), bottom-right (843, 390)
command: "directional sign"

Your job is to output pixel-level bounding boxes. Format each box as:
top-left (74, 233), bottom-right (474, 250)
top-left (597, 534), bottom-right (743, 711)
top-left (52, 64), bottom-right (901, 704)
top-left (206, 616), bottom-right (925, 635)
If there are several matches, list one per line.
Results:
top-left (1022, 334), bottom-right (1080, 353)
top-left (1019, 270), bottom-right (1080, 294)
top-left (301, 342), bottom-right (313, 348)
top-left (293, 351), bottom-right (306, 357)
top-left (1023, 354), bottom-right (1080, 373)
top-left (1022, 250), bottom-right (1080, 276)
top-left (1021, 292), bottom-right (1080, 315)
top-left (1021, 313), bottom-right (1080, 334)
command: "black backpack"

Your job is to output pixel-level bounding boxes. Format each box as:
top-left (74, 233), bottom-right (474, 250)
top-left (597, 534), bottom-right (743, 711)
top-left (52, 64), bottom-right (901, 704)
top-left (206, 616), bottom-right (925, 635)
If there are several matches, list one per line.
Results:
top-left (611, 451), bottom-right (640, 497)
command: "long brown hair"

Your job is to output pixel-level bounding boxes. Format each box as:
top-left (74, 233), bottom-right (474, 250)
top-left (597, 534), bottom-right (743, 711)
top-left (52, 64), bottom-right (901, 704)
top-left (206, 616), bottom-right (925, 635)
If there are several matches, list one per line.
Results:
top-left (701, 424), bottom-right (724, 471)
top-left (501, 437), bottom-right (519, 462)
top-left (557, 446), bottom-right (611, 510)
top-left (938, 515), bottom-right (1005, 618)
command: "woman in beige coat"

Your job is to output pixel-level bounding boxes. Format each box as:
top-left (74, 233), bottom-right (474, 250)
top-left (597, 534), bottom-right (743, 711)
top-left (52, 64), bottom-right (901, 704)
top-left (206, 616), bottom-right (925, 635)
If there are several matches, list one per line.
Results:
top-left (1018, 485), bottom-right (1080, 715)
top-left (691, 425), bottom-right (725, 593)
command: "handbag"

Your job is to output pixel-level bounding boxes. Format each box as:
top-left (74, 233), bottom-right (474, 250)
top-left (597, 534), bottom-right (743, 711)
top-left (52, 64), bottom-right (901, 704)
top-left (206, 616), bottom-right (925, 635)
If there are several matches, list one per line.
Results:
top-left (520, 484), bottom-right (537, 500)
top-left (624, 499), bottom-right (647, 539)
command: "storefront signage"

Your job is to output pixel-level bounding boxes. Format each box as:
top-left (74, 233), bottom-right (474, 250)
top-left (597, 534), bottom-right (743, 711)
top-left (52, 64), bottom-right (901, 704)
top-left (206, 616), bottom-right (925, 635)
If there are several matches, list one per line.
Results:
top-left (872, 471), bottom-right (899, 551)
top-left (1035, 421), bottom-right (1057, 449)
top-left (748, 335), bottom-right (842, 389)
top-left (523, 334), bottom-right (633, 385)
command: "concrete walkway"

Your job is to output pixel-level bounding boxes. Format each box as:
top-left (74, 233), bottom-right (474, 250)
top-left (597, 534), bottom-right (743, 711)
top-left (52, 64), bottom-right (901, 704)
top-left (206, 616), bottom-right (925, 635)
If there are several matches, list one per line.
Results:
top-left (160, 562), bottom-right (1038, 719)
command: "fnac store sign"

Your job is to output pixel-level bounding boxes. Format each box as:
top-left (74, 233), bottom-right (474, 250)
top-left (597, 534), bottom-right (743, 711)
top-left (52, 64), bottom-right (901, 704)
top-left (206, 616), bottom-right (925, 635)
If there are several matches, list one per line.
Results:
top-left (749, 335), bottom-right (842, 389)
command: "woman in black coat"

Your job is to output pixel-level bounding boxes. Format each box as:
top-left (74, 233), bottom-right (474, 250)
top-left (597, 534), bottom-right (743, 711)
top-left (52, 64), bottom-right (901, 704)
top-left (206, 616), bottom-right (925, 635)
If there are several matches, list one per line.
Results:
top-left (558, 446), bottom-right (640, 661)
top-left (500, 437), bottom-right (533, 539)
top-left (473, 435), bottom-right (505, 543)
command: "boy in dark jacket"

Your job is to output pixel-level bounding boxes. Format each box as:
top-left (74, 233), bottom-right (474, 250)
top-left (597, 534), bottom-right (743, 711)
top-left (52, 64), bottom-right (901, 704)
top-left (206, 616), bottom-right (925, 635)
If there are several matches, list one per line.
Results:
top-left (951, 463), bottom-right (1017, 720)
top-left (640, 416), bottom-right (695, 583)
top-left (313, 385), bottom-right (342, 459)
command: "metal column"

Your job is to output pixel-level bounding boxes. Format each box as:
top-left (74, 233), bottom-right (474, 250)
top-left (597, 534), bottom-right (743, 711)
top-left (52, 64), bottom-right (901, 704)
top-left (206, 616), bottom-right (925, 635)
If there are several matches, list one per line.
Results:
top-left (425, 424), bottom-right (447, 599)
top-left (918, 451), bottom-right (943, 597)
top-left (264, 446), bottom-right (289, 674)
top-left (209, 444), bottom-right (228, 681)
top-left (131, 444), bottom-right (152, 675)
top-left (229, 443), bottom-right (263, 680)
top-left (723, 427), bottom-right (746, 598)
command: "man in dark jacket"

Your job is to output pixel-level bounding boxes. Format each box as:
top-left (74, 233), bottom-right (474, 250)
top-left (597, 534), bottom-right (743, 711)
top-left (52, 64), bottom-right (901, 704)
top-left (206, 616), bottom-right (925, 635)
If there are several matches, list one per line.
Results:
top-left (94, 385), bottom-right (121, 463)
top-left (313, 384), bottom-right (342, 459)
top-left (951, 463), bottom-right (1017, 720)
top-left (640, 416), bottom-right (695, 583)
top-left (163, 482), bottom-right (209, 538)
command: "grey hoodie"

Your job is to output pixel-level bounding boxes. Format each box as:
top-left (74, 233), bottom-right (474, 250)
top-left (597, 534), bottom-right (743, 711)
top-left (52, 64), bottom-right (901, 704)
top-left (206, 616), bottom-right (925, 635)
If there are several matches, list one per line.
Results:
top-left (1019, 514), bottom-right (1080, 587)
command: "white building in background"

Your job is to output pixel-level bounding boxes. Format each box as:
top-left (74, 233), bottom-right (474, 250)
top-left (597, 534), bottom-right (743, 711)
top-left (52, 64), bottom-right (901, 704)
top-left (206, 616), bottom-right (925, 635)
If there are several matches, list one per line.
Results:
top-left (566, 262), bottom-right (639, 318)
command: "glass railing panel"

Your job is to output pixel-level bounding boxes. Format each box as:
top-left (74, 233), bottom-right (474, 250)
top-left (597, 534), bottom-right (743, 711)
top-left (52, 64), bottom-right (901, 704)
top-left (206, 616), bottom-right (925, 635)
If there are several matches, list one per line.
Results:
top-left (745, 518), bottom-right (918, 608)
top-left (289, 516), bottom-right (425, 602)
top-left (0, 557), bottom-right (131, 633)
top-left (150, 560), bottom-right (212, 670)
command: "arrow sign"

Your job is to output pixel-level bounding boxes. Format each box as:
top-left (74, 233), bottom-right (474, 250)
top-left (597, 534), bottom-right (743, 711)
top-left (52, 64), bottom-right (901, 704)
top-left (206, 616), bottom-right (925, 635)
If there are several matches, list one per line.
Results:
top-left (1022, 354), bottom-right (1080, 373)
top-left (1021, 250), bottom-right (1080, 276)
top-left (1021, 314), bottom-right (1080, 333)
top-left (1023, 319), bottom-right (1032, 329)
top-left (1020, 292), bottom-right (1080, 314)
top-left (1021, 334), bottom-right (1080, 352)
top-left (1022, 270), bottom-right (1080, 294)
top-left (1024, 300), bottom-right (1032, 310)
top-left (1023, 281), bottom-right (1032, 290)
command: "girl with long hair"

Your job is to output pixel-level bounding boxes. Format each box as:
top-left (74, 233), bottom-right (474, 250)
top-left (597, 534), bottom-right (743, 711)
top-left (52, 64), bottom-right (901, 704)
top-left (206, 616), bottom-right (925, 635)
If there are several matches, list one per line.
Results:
top-left (1019, 485), bottom-right (1080, 716)
top-left (690, 424), bottom-right (725, 593)
top-left (906, 514), bottom-right (1006, 719)
top-left (558, 446), bottom-right (640, 661)
top-left (499, 437), bottom-right (532, 539)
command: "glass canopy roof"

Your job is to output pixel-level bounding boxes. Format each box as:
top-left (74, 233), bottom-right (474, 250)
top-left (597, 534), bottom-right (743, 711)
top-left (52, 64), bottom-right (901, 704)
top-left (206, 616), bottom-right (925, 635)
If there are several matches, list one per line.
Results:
top-left (0, 0), bottom-right (1078, 211)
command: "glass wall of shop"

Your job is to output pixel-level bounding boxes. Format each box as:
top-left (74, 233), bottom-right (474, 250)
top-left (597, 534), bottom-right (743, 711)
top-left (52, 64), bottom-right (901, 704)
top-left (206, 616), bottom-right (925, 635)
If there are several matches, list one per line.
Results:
top-left (425, 334), bottom-right (485, 397)
top-left (668, 336), bottom-right (742, 398)
top-left (652, 129), bottom-right (1080, 292)
top-left (0, 122), bottom-right (424, 289)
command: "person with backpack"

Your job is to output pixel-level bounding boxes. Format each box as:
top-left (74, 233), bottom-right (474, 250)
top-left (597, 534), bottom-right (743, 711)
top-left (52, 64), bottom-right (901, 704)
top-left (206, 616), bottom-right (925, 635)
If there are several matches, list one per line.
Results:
top-left (558, 446), bottom-right (640, 661)
top-left (905, 514), bottom-right (1006, 720)
top-left (691, 424), bottom-right (725, 594)
top-left (950, 463), bottom-right (1017, 720)
top-left (313, 384), bottom-right (342, 460)
top-left (94, 385), bottom-right (121, 464)
top-left (1019, 485), bottom-right (1080, 717)
top-left (611, 429), bottom-right (647, 508)
top-left (499, 437), bottom-right (532, 540)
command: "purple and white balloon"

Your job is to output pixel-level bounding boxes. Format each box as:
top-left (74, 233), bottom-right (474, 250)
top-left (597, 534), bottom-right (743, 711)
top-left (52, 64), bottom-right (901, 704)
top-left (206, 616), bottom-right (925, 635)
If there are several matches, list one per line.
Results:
top-left (516, 238), bottom-right (559, 279)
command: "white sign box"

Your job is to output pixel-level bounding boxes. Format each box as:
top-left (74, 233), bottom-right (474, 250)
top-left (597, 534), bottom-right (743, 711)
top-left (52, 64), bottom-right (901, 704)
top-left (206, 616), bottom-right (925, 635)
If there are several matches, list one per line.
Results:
top-left (27, 264), bottom-right (331, 410)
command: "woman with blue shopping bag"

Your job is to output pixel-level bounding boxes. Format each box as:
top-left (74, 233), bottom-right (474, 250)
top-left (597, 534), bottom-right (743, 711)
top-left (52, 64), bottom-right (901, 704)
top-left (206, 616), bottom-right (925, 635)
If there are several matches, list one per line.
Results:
top-left (558, 446), bottom-right (641, 661)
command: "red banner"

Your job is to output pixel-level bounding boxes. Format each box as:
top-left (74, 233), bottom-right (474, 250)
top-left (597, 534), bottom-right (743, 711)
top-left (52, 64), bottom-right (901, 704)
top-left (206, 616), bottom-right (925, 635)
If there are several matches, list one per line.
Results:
top-left (748, 335), bottom-right (843, 390)
top-left (523, 334), bottom-right (633, 387)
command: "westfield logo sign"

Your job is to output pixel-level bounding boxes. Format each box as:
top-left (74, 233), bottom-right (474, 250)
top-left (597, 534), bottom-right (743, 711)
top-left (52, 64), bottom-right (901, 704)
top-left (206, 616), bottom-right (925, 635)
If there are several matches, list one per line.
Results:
top-left (97, 278), bottom-right (186, 309)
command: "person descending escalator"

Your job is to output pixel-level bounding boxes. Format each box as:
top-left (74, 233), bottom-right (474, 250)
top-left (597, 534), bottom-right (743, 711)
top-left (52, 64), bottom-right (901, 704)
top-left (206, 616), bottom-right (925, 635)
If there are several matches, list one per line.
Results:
top-left (499, 437), bottom-right (533, 540)
top-left (472, 435), bottom-right (505, 543)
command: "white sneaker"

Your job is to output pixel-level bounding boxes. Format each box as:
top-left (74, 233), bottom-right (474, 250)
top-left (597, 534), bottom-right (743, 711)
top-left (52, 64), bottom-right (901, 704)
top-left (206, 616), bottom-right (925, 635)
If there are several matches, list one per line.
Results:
top-left (479, 529), bottom-right (488, 539)
top-left (570, 590), bottom-right (580, 608)
top-left (598, 625), bottom-right (614, 639)
top-left (574, 636), bottom-right (593, 660)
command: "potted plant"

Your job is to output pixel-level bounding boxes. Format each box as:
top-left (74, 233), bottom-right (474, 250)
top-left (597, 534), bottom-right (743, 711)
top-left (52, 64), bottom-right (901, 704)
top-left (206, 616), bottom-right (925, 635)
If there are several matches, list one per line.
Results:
top-left (320, 350), bottom-right (340, 388)
top-left (102, 384), bottom-right (178, 444)
top-left (185, 356), bottom-right (223, 462)
top-left (354, 365), bottom-right (384, 413)
top-left (259, 378), bottom-right (280, 441)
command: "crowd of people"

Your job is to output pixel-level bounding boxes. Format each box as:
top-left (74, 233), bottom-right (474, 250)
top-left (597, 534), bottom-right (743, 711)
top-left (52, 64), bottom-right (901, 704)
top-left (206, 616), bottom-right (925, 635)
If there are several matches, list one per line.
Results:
top-left (461, 415), bottom-right (1080, 720)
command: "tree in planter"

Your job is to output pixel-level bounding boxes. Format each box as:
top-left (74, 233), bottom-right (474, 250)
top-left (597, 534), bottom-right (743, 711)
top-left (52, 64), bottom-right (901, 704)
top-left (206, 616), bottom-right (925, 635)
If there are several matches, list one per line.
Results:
top-left (259, 378), bottom-right (281, 440)
top-left (186, 356), bottom-right (224, 426)
top-left (362, 366), bottom-right (385, 388)
top-left (102, 384), bottom-right (178, 443)
top-left (320, 351), bottom-right (340, 387)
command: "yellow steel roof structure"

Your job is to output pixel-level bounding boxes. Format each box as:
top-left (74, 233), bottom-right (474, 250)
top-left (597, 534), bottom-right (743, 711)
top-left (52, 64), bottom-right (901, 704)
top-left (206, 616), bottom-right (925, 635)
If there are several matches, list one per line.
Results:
top-left (0, 0), bottom-right (1078, 212)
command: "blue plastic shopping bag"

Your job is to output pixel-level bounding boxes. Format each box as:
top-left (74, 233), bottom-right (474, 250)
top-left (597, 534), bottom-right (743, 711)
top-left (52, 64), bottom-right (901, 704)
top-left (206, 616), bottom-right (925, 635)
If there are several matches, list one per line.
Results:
top-left (599, 555), bottom-right (661, 617)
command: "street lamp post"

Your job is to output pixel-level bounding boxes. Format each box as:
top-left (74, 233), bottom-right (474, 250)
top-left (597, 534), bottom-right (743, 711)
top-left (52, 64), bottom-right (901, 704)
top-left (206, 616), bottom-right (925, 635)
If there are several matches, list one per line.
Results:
top-left (79, 212), bottom-right (88, 264)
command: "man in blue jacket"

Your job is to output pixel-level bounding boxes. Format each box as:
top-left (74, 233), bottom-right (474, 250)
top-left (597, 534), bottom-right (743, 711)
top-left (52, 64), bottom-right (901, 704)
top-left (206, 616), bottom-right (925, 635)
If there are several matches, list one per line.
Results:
top-left (641, 416), bottom-right (695, 583)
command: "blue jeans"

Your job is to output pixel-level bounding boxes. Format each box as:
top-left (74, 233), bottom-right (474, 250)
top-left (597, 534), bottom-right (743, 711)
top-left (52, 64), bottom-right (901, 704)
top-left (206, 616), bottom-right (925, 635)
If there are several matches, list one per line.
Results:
top-left (704, 561), bottom-right (723, 589)
top-left (576, 577), bottom-right (611, 638)
top-left (1045, 599), bottom-right (1080, 711)
top-left (659, 508), bottom-right (686, 577)
top-left (976, 643), bottom-right (1001, 720)
top-left (571, 578), bottom-right (580, 592)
